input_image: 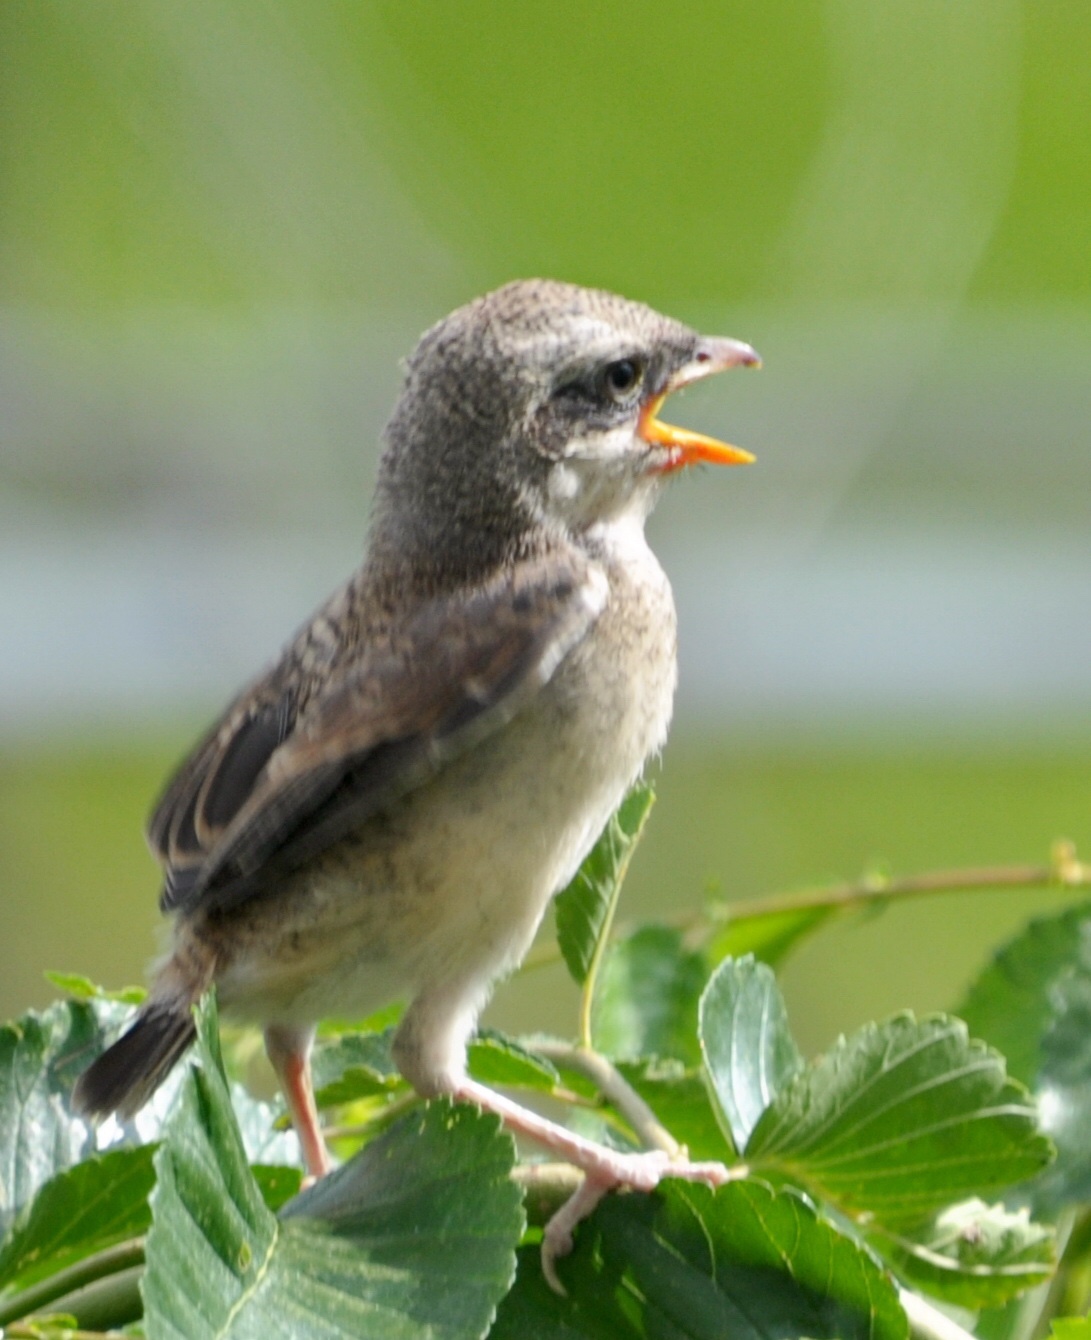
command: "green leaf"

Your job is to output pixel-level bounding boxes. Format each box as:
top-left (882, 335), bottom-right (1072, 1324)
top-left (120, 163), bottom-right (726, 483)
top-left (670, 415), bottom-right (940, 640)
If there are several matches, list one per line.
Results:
top-left (317, 1001), bottom-right (405, 1038)
top-left (229, 1085), bottom-right (303, 1167)
top-left (554, 784), bottom-right (655, 986)
top-left (144, 998), bottom-right (523, 1339)
top-left (0, 1000), bottom-right (130, 1231)
top-left (468, 1031), bottom-right (559, 1093)
top-left (0, 1145), bottom-right (154, 1297)
top-left (44, 971), bottom-right (147, 1006)
top-left (957, 900), bottom-right (1091, 1213)
top-left (614, 1057), bottom-right (728, 1161)
top-left (311, 1029), bottom-right (405, 1108)
top-left (958, 900), bottom-right (1091, 1088)
top-left (488, 1249), bottom-right (603, 1339)
top-left (1028, 968), bottom-right (1091, 1212)
top-left (870, 1198), bottom-right (1054, 1308)
top-left (251, 1165), bottom-right (304, 1213)
top-left (747, 1013), bottom-right (1053, 1231)
top-left (699, 955), bottom-right (803, 1153)
top-left (492, 1178), bottom-right (907, 1340)
top-left (707, 903), bottom-right (837, 969)
top-left (592, 925), bottom-right (706, 1066)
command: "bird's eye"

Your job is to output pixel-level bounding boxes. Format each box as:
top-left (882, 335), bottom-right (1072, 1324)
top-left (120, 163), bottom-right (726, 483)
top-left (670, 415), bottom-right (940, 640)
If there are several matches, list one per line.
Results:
top-left (601, 358), bottom-right (643, 402)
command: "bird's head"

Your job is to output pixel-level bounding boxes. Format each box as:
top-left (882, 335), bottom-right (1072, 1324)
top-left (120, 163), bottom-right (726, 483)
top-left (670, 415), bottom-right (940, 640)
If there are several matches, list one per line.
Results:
top-left (373, 280), bottom-right (759, 585)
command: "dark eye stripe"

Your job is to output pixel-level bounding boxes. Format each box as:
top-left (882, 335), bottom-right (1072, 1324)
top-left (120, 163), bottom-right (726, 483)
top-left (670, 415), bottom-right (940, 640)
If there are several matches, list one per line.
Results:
top-left (552, 357), bottom-right (645, 408)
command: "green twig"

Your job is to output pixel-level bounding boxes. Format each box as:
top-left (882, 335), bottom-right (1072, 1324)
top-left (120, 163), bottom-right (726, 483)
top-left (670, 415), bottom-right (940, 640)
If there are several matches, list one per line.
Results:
top-left (3, 1325), bottom-right (125, 1339)
top-left (522, 840), bottom-right (1090, 974)
top-left (715, 839), bottom-right (1089, 928)
top-left (898, 1287), bottom-right (978, 1340)
top-left (535, 1040), bottom-right (681, 1156)
top-left (45, 1266), bottom-right (144, 1334)
top-left (0, 1240), bottom-right (144, 1330)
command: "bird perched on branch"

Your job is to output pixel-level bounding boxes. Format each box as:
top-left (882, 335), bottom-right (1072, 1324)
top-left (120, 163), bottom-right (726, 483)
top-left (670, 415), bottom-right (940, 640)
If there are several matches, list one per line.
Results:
top-left (74, 278), bottom-right (759, 1267)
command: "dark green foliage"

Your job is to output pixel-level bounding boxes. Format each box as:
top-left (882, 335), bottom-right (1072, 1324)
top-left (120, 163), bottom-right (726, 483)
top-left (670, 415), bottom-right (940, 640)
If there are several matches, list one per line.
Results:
top-left (0, 790), bottom-right (1083, 1336)
top-left (142, 999), bottom-right (523, 1340)
top-left (959, 900), bottom-right (1091, 1214)
top-left (0, 999), bottom-right (129, 1232)
top-left (494, 1180), bottom-right (907, 1340)
top-left (592, 925), bottom-right (706, 1064)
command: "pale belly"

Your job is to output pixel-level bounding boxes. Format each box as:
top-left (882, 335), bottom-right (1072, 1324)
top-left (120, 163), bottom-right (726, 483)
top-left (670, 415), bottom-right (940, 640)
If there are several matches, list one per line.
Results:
top-left (205, 542), bottom-right (678, 1036)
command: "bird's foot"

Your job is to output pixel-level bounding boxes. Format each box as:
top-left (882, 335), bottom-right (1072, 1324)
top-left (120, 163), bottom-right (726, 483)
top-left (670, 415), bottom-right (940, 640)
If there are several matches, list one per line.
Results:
top-left (540, 1148), bottom-right (731, 1293)
top-left (451, 1077), bottom-right (732, 1293)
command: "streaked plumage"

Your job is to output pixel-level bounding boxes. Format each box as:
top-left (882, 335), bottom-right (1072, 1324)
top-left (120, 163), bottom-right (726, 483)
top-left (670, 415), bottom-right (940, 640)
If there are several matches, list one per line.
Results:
top-left (74, 281), bottom-right (759, 1229)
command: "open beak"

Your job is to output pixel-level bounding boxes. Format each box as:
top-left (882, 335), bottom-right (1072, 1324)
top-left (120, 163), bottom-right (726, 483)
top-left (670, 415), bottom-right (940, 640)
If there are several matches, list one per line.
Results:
top-left (639, 336), bottom-right (760, 472)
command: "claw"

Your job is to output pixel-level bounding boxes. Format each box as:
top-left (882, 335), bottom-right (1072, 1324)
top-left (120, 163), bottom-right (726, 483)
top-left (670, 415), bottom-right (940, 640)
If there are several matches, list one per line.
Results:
top-left (538, 1149), bottom-right (734, 1294)
top-left (451, 1076), bottom-right (740, 1295)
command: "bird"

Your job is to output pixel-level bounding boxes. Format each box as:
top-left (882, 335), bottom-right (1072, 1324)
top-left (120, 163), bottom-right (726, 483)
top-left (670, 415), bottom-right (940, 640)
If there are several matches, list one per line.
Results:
top-left (73, 278), bottom-right (759, 1265)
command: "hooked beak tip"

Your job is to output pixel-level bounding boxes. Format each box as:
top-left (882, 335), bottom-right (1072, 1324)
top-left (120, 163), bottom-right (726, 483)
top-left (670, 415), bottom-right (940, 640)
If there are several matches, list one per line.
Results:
top-left (639, 335), bottom-right (760, 472)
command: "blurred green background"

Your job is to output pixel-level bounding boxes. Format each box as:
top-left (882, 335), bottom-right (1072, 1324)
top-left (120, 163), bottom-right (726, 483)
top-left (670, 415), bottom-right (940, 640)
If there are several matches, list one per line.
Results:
top-left (2, 1), bottom-right (1089, 1054)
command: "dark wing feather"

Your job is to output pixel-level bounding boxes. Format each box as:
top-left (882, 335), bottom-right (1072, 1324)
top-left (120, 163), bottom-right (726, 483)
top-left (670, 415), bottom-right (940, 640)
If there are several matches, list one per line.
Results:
top-left (150, 574), bottom-right (362, 906)
top-left (154, 553), bottom-right (605, 915)
top-left (150, 692), bottom-right (300, 907)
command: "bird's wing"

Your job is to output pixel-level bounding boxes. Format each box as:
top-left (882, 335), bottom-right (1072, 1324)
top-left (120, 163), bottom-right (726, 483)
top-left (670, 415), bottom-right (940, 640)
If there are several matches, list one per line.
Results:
top-left (151, 554), bottom-right (606, 914)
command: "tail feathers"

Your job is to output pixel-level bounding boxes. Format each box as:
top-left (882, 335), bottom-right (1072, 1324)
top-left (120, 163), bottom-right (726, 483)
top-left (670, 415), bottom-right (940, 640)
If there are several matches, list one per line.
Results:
top-left (73, 1002), bottom-right (197, 1120)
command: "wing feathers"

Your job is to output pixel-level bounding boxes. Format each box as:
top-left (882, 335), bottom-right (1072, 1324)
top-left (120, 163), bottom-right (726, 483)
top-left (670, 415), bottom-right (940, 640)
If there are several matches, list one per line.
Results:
top-left (197, 702), bottom-right (293, 836)
top-left (152, 554), bottom-right (604, 915)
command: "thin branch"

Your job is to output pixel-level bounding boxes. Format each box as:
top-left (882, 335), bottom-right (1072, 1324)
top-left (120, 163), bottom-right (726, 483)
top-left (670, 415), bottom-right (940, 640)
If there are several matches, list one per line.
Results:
top-left (719, 840), bottom-right (1089, 927)
top-left (0, 1239), bottom-right (145, 1329)
top-left (321, 1089), bottom-right (421, 1142)
top-left (3, 1326), bottom-right (125, 1339)
top-left (534, 1041), bottom-right (681, 1157)
top-left (47, 1265), bottom-right (144, 1335)
top-left (899, 1287), bottom-right (979, 1340)
top-left (522, 841), bottom-right (1090, 973)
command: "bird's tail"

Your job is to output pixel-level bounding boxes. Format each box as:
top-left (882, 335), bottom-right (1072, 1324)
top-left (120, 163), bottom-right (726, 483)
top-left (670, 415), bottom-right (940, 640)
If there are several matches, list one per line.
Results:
top-left (72, 999), bottom-right (197, 1119)
top-left (72, 945), bottom-right (212, 1120)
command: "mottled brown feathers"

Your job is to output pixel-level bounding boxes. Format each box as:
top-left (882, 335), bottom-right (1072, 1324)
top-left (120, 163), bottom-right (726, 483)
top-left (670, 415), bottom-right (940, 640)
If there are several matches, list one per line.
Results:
top-left (74, 278), bottom-right (749, 1150)
top-left (151, 552), bottom-right (603, 914)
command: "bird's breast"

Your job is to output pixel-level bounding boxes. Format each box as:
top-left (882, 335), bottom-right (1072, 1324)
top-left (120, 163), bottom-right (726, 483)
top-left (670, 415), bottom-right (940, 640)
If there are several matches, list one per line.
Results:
top-left (552, 521), bottom-right (678, 787)
top-left (206, 525), bottom-right (678, 1025)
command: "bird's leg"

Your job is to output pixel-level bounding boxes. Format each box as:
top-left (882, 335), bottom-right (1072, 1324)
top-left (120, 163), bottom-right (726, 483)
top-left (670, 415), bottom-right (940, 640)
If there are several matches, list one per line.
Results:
top-left (453, 1076), bottom-right (731, 1291)
top-left (264, 1023), bottom-right (331, 1180)
top-left (393, 991), bottom-right (730, 1288)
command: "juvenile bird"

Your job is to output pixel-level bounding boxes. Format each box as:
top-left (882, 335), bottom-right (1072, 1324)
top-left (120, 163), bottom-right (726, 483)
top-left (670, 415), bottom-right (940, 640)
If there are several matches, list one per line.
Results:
top-left (74, 279), bottom-right (759, 1261)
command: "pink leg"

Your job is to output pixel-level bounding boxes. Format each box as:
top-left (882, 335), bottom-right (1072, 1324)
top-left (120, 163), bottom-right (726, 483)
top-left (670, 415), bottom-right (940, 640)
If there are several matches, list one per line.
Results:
top-left (453, 1076), bottom-right (733, 1291)
top-left (265, 1023), bottom-right (331, 1180)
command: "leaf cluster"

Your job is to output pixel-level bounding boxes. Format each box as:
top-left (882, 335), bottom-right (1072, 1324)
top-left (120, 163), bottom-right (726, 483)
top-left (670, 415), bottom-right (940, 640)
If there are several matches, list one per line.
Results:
top-left (0, 784), bottom-right (1088, 1338)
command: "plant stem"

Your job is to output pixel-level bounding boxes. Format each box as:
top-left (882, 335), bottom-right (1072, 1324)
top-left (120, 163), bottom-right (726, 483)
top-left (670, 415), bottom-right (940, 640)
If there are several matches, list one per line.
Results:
top-left (535, 1040), bottom-right (681, 1156)
top-left (1027, 1207), bottom-right (1083, 1340)
top-left (46, 1265), bottom-right (144, 1334)
top-left (719, 839), bottom-right (1089, 927)
top-left (899, 1287), bottom-right (978, 1340)
top-left (3, 1326), bottom-right (124, 1339)
top-left (321, 1091), bottom-right (423, 1144)
top-left (0, 1239), bottom-right (144, 1329)
top-left (522, 841), bottom-right (1089, 973)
